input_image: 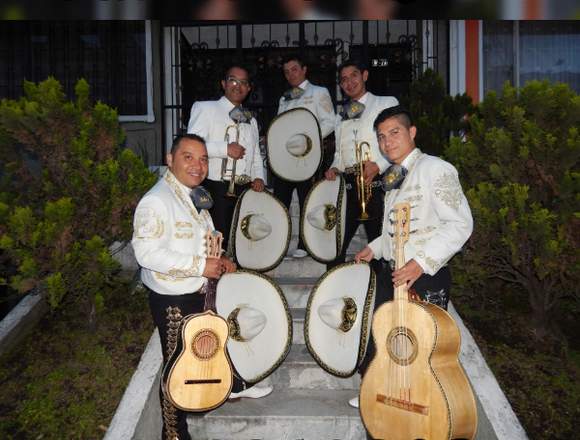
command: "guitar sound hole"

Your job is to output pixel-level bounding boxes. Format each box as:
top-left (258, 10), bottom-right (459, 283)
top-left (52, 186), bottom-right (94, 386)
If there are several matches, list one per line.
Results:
top-left (191, 329), bottom-right (219, 360)
top-left (386, 326), bottom-right (418, 366)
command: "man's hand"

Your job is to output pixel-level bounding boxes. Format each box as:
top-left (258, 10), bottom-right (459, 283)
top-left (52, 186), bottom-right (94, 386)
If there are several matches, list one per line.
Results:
top-left (392, 259), bottom-right (424, 288)
top-left (202, 258), bottom-right (223, 279)
top-left (227, 142), bottom-right (246, 160)
top-left (324, 167), bottom-right (339, 181)
top-left (251, 178), bottom-right (265, 192)
top-left (355, 246), bottom-right (374, 263)
top-left (363, 161), bottom-right (380, 185)
top-left (220, 256), bottom-right (237, 273)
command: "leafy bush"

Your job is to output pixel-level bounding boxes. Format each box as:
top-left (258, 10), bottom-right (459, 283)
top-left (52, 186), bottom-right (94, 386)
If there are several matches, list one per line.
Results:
top-left (402, 68), bottom-right (475, 157)
top-left (445, 80), bottom-right (580, 342)
top-left (0, 77), bottom-right (156, 327)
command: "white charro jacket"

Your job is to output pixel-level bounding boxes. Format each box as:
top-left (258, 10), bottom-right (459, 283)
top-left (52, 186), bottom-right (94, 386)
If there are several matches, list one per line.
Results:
top-left (277, 79), bottom-right (336, 139)
top-left (368, 148), bottom-right (473, 276)
top-left (331, 92), bottom-right (399, 174)
top-left (187, 96), bottom-right (265, 183)
top-left (132, 170), bottom-right (214, 295)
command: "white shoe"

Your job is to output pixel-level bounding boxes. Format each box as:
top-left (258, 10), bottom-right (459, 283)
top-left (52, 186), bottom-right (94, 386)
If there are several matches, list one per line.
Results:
top-left (228, 385), bottom-right (273, 400)
top-left (292, 248), bottom-right (308, 258)
top-left (348, 396), bottom-right (359, 408)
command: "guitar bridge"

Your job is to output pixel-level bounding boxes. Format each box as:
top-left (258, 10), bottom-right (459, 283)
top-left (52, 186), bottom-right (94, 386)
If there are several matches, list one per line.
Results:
top-left (376, 393), bottom-right (429, 415)
top-left (184, 379), bottom-right (222, 384)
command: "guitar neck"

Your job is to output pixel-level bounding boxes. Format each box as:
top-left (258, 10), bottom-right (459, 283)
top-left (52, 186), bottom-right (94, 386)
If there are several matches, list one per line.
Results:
top-left (392, 202), bottom-right (410, 302)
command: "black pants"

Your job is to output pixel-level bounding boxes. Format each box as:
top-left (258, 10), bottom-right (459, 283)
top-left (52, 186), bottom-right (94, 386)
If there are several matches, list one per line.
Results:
top-left (204, 179), bottom-right (250, 252)
top-left (273, 175), bottom-right (313, 251)
top-left (148, 287), bottom-right (246, 440)
top-left (326, 174), bottom-right (383, 270)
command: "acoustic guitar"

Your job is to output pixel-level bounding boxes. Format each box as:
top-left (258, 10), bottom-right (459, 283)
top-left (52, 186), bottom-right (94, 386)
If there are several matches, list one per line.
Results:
top-left (162, 230), bottom-right (234, 412)
top-left (359, 202), bottom-right (477, 439)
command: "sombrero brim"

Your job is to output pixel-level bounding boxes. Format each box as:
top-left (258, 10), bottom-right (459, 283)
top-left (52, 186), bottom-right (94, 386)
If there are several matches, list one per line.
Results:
top-left (304, 261), bottom-right (376, 377)
top-left (301, 176), bottom-right (347, 263)
top-left (230, 189), bottom-right (291, 272)
top-left (216, 270), bottom-right (292, 384)
top-left (267, 108), bottom-right (322, 182)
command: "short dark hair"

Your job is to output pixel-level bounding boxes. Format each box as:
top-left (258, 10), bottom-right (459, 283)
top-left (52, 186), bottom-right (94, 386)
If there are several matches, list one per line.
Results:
top-left (373, 105), bottom-right (414, 131)
top-left (223, 64), bottom-right (251, 82)
top-left (281, 55), bottom-right (305, 68)
top-left (338, 59), bottom-right (368, 77)
top-left (170, 133), bottom-right (206, 155)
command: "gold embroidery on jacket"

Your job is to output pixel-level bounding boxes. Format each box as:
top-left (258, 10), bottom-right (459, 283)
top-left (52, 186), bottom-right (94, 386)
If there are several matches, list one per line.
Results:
top-left (434, 172), bottom-right (462, 210)
top-left (134, 207), bottom-right (164, 239)
top-left (163, 306), bottom-right (183, 440)
top-left (167, 255), bottom-right (203, 278)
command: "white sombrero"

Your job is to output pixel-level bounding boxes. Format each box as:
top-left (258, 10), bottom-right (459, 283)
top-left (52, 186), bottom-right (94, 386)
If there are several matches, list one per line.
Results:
top-left (267, 108), bottom-right (322, 182)
top-left (301, 176), bottom-right (347, 263)
top-left (229, 189), bottom-right (290, 272)
top-left (216, 270), bottom-right (292, 384)
top-left (304, 262), bottom-right (376, 377)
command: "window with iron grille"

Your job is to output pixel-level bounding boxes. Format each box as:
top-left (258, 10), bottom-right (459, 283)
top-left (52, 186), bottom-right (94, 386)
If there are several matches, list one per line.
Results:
top-left (0, 21), bottom-right (152, 119)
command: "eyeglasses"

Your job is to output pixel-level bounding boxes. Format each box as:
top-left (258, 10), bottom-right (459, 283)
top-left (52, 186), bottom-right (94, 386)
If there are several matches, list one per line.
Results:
top-left (226, 76), bottom-right (250, 87)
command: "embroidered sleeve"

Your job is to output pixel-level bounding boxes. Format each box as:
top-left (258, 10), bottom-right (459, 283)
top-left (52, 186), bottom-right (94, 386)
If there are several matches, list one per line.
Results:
top-left (134, 206), bottom-right (164, 240)
top-left (131, 195), bottom-right (207, 279)
top-left (318, 90), bottom-right (336, 138)
top-left (413, 161), bottom-right (473, 276)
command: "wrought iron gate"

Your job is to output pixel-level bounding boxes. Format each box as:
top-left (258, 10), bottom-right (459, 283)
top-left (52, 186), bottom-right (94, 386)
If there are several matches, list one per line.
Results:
top-left (161, 21), bottom-right (447, 152)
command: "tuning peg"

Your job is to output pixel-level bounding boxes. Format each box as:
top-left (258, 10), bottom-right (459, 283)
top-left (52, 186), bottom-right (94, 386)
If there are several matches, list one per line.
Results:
top-left (409, 229), bottom-right (418, 235)
top-left (388, 232), bottom-right (394, 237)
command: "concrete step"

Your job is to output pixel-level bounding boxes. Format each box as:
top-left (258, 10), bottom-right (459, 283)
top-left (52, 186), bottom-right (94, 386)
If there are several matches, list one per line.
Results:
top-left (291, 308), bottom-right (305, 345)
top-left (187, 389), bottom-right (365, 440)
top-left (272, 344), bottom-right (360, 390)
top-left (266, 256), bottom-right (328, 278)
top-left (287, 231), bottom-right (369, 255)
top-left (277, 277), bottom-right (317, 309)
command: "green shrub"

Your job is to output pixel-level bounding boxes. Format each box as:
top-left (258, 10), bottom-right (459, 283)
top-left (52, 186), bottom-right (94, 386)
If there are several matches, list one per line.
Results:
top-left (402, 68), bottom-right (475, 157)
top-left (445, 80), bottom-right (580, 342)
top-left (0, 77), bottom-right (156, 327)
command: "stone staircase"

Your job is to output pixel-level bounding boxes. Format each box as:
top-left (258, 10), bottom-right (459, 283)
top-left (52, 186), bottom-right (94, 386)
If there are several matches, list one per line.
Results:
top-left (181, 194), bottom-right (500, 440)
top-left (186, 197), bottom-right (369, 439)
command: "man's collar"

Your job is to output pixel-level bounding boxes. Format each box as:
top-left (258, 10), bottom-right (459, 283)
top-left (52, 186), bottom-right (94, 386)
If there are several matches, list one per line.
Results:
top-left (219, 95), bottom-right (236, 110)
top-left (401, 147), bottom-right (421, 169)
top-left (357, 92), bottom-right (370, 105)
top-left (165, 169), bottom-right (192, 195)
top-left (298, 79), bottom-right (309, 90)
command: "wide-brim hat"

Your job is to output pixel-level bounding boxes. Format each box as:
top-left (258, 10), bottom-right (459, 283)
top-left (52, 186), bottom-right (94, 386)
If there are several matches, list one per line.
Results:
top-left (301, 176), bottom-right (347, 263)
top-left (216, 270), bottom-right (292, 384)
top-left (304, 262), bottom-right (376, 377)
top-left (229, 189), bottom-right (291, 272)
top-left (267, 108), bottom-right (322, 182)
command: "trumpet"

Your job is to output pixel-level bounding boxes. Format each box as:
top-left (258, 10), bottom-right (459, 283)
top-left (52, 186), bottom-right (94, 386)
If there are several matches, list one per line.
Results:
top-left (355, 140), bottom-right (372, 221)
top-left (222, 122), bottom-right (240, 198)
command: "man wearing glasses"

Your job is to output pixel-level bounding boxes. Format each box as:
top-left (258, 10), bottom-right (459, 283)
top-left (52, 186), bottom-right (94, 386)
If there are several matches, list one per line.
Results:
top-left (187, 65), bottom-right (266, 251)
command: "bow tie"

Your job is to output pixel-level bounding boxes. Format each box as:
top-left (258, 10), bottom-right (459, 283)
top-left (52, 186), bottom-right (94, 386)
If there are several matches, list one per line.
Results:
top-left (190, 186), bottom-right (214, 210)
top-left (283, 87), bottom-right (305, 101)
top-left (380, 164), bottom-right (408, 192)
top-left (229, 106), bottom-right (253, 124)
top-left (340, 100), bottom-right (366, 120)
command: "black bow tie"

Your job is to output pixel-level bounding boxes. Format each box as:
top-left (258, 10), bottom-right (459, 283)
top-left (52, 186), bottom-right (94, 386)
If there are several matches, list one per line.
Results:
top-left (340, 100), bottom-right (365, 120)
top-left (381, 164), bottom-right (408, 192)
top-left (283, 87), bottom-right (305, 101)
top-left (229, 106), bottom-right (253, 124)
top-left (190, 186), bottom-right (213, 210)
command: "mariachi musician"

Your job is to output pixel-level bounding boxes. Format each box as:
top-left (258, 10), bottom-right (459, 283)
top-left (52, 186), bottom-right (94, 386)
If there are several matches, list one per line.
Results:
top-left (187, 64), bottom-right (265, 250)
top-left (132, 134), bottom-right (272, 440)
top-left (274, 55), bottom-right (336, 258)
top-left (324, 60), bottom-right (399, 270)
top-left (352, 106), bottom-right (474, 414)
